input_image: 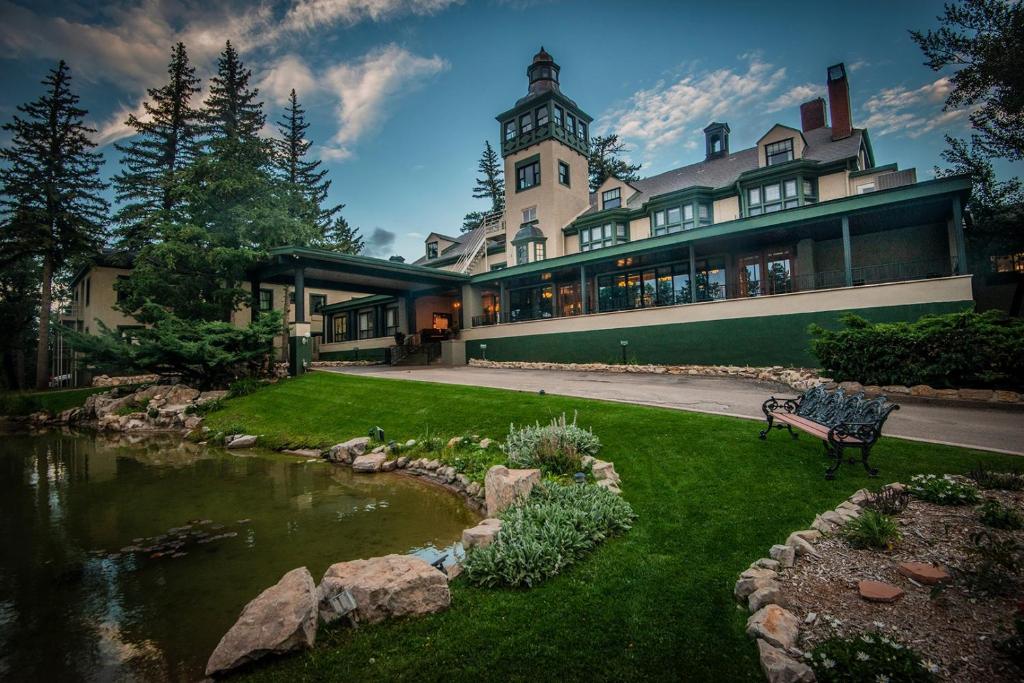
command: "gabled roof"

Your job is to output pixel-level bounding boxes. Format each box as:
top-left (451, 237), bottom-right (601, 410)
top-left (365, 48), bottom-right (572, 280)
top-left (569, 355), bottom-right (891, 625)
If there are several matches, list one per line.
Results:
top-left (756, 123), bottom-right (806, 145)
top-left (578, 126), bottom-right (865, 217)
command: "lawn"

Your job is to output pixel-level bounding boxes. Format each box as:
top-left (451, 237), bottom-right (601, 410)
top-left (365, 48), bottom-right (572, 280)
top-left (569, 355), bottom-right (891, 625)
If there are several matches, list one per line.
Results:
top-left (0, 385), bottom-right (112, 416)
top-left (204, 371), bottom-right (1015, 682)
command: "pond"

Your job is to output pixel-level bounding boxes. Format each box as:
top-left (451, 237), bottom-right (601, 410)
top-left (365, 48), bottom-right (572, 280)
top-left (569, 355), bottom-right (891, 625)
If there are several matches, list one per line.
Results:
top-left (0, 429), bottom-right (479, 681)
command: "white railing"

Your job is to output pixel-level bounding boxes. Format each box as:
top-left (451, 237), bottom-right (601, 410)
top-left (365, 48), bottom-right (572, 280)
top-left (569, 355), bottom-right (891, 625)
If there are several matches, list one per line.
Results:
top-left (453, 211), bottom-right (504, 273)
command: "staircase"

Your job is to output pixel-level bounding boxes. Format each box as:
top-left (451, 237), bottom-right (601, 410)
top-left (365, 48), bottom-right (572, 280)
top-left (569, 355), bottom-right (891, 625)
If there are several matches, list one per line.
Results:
top-left (389, 341), bottom-right (442, 366)
top-left (453, 211), bottom-right (505, 274)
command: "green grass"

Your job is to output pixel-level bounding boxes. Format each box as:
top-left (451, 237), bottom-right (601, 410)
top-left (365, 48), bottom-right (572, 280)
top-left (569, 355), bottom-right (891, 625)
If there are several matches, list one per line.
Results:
top-left (0, 385), bottom-right (112, 416)
top-left (204, 372), bottom-right (1015, 682)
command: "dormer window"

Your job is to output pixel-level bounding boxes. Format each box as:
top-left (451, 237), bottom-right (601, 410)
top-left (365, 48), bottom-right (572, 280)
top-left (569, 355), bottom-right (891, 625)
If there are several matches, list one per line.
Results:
top-left (765, 139), bottom-right (794, 166)
top-left (602, 187), bottom-right (621, 210)
top-left (426, 241), bottom-right (438, 259)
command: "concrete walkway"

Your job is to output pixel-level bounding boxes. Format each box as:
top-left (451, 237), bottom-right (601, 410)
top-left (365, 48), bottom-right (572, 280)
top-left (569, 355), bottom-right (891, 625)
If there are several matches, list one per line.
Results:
top-left (322, 365), bottom-right (1024, 456)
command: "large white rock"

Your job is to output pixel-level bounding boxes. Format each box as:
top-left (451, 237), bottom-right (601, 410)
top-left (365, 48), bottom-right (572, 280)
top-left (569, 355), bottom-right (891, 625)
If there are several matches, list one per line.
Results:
top-left (318, 554), bottom-right (449, 625)
top-left (352, 452), bottom-right (387, 473)
top-left (205, 567), bottom-right (318, 677)
top-left (591, 459), bottom-right (620, 485)
top-left (484, 465), bottom-right (541, 517)
top-left (462, 518), bottom-right (501, 549)
top-left (327, 437), bottom-right (370, 464)
top-left (226, 435), bottom-right (258, 449)
top-left (160, 384), bottom-right (201, 405)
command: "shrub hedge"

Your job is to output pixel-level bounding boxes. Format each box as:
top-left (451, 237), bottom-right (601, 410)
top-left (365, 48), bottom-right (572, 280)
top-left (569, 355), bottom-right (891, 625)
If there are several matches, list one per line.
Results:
top-left (809, 311), bottom-right (1024, 390)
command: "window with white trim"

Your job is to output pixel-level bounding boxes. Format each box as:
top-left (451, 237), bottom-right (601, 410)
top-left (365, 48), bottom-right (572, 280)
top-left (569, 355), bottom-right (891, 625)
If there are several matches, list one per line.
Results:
top-left (602, 187), bottom-right (621, 209)
top-left (579, 222), bottom-right (628, 251)
top-left (765, 138), bottom-right (794, 166)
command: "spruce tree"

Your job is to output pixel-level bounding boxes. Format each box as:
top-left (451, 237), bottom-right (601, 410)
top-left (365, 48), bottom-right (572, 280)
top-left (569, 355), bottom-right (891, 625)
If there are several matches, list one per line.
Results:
top-left (472, 140), bottom-right (505, 212)
top-left (203, 40), bottom-right (265, 147)
top-left (112, 42), bottom-right (201, 251)
top-left (273, 89), bottom-right (342, 230)
top-left (589, 134), bottom-right (642, 192)
top-left (0, 61), bottom-right (109, 388)
top-left (318, 215), bottom-right (364, 254)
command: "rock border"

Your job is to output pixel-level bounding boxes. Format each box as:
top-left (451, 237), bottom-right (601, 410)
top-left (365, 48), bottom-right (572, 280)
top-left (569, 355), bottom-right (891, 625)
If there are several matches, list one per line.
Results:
top-left (733, 484), bottom-right (905, 683)
top-left (467, 359), bottom-right (1024, 406)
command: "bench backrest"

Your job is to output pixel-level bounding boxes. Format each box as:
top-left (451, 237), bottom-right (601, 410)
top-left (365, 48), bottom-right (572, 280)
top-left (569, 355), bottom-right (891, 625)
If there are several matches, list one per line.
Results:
top-left (796, 385), bottom-right (898, 429)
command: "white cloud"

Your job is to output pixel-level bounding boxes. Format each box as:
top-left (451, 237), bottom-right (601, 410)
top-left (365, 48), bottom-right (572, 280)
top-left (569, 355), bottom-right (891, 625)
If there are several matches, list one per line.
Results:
top-left (93, 100), bottom-right (150, 147)
top-left (861, 77), bottom-right (968, 138)
top-left (258, 54), bottom-right (318, 104)
top-left (598, 57), bottom-right (788, 156)
top-left (321, 44), bottom-right (448, 160)
top-left (281, 0), bottom-right (461, 33)
top-left (764, 83), bottom-right (823, 113)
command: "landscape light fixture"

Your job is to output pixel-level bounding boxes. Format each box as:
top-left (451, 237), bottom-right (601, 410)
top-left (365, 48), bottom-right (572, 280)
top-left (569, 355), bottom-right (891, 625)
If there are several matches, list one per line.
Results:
top-left (620, 339), bottom-right (629, 364)
top-left (480, 343), bottom-right (488, 360)
top-left (574, 472), bottom-right (586, 485)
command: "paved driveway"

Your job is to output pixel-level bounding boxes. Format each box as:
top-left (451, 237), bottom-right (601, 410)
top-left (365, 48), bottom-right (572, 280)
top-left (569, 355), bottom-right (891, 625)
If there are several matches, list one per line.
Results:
top-left (321, 365), bottom-right (1024, 456)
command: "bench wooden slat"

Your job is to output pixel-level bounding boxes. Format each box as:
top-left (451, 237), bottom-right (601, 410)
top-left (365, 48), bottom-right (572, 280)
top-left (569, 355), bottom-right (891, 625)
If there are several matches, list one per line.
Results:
top-left (773, 412), bottom-right (865, 444)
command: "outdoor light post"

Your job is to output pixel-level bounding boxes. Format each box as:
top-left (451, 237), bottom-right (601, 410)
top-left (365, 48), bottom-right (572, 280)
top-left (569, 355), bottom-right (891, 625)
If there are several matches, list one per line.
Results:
top-left (480, 343), bottom-right (488, 361)
top-left (620, 340), bottom-right (629, 364)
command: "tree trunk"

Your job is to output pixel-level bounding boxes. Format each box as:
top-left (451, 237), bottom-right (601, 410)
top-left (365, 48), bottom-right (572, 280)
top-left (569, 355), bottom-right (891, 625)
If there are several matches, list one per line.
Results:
top-left (34, 253), bottom-right (54, 390)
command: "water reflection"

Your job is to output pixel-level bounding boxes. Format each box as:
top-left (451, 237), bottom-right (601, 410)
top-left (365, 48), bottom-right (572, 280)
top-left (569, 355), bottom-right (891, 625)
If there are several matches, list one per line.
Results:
top-left (0, 428), bottom-right (478, 681)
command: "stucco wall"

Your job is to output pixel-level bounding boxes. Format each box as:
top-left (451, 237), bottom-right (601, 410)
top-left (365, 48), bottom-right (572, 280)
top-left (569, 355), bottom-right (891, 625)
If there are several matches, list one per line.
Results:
top-left (74, 266), bottom-right (137, 333)
top-left (713, 195), bottom-right (741, 223)
top-left (817, 171), bottom-right (850, 201)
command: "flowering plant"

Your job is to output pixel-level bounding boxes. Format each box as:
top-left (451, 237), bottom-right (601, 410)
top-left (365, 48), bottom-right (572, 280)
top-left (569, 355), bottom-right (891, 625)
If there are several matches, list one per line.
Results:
top-left (909, 474), bottom-right (980, 506)
top-left (808, 631), bottom-right (936, 682)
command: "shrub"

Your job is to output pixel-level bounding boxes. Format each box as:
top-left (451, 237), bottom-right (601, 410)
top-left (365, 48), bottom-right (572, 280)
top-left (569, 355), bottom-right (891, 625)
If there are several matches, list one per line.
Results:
top-left (503, 412), bottom-right (600, 475)
top-left (808, 310), bottom-right (1024, 390)
top-left (909, 474), bottom-right (980, 505)
top-left (227, 377), bottom-right (265, 398)
top-left (0, 393), bottom-right (42, 416)
top-left (462, 481), bottom-right (635, 588)
top-left (968, 530), bottom-right (1022, 594)
top-left (969, 464), bottom-right (1024, 491)
top-left (864, 487), bottom-right (910, 515)
top-left (843, 509), bottom-right (901, 550)
top-left (438, 446), bottom-right (506, 484)
top-left (979, 499), bottom-right (1024, 530)
top-left (808, 631), bottom-right (936, 682)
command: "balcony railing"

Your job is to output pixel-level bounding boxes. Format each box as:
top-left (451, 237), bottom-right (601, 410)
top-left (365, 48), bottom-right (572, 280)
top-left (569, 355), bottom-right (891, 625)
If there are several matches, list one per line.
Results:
top-left (472, 258), bottom-right (954, 326)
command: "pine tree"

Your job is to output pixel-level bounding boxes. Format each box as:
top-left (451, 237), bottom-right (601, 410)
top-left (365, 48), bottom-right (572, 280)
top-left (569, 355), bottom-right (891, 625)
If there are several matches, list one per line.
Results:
top-left (0, 61), bottom-right (109, 388)
top-left (202, 41), bottom-right (265, 147)
top-left (112, 42), bottom-right (201, 251)
top-left (472, 140), bottom-right (505, 211)
top-left (273, 89), bottom-right (342, 230)
top-left (589, 134), bottom-right (642, 192)
top-left (317, 215), bottom-right (364, 254)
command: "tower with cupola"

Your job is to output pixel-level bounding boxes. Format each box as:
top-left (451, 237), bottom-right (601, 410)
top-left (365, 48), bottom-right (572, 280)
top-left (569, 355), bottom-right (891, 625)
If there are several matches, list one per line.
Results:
top-left (496, 47), bottom-right (592, 265)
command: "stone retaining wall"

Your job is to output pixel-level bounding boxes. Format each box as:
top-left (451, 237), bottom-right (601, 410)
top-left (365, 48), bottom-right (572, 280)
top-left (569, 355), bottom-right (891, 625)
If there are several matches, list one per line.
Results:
top-left (468, 359), bottom-right (1024, 406)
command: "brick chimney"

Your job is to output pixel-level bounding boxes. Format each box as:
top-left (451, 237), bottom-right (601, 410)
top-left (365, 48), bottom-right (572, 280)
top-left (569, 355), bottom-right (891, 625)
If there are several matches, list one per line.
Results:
top-left (826, 62), bottom-right (852, 140)
top-left (800, 98), bottom-right (827, 132)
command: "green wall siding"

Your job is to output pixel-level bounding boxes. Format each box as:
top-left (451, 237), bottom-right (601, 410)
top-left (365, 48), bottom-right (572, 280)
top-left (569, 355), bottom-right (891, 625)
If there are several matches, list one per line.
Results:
top-left (465, 301), bottom-right (972, 368)
top-left (318, 348), bottom-right (387, 362)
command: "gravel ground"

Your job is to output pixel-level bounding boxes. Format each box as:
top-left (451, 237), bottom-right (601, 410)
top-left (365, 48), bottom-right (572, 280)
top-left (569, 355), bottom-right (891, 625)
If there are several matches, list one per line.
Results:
top-left (781, 486), bottom-right (1024, 681)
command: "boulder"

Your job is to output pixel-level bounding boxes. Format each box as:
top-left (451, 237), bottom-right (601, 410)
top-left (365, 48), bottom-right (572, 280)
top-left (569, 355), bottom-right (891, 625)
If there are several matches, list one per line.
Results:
top-left (205, 567), bottom-right (317, 677)
top-left (318, 554), bottom-right (450, 625)
top-left (748, 583), bottom-right (788, 612)
top-left (769, 544), bottom-right (795, 568)
top-left (183, 415), bottom-right (203, 430)
top-left (327, 437), bottom-right (370, 464)
top-left (909, 384), bottom-right (938, 398)
top-left (838, 381), bottom-right (864, 394)
top-left (595, 479), bottom-right (622, 495)
top-left (591, 460), bottom-right (620, 484)
top-left (352, 452), bottom-right (387, 473)
top-left (197, 390), bottom-right (228, 404)
top-left (746, 605), bottom-right (801, 651)
top-left (396, 456), bottom-right (409, 469)
top-left (735, 576), bottom-right (776, 603)
top-left (380, 459), bottom-right (397, 472)
top-left (479, 438), bottom-right (492, 449)
top-left (226, 435), bottom-right (258, 449)
top-left (757, 639), bottom-right (815, 683)
top-left (994, 390), bottom-right (1021, 403)
top-left (462, 518), bottom-right (501, 549)
top-left (958, 388), bottom-right (994, 402)
top-left (283, 448), bottom-right (322, 458)
top-left (161, 384), bottom-right (201, 405)
top-left (785, 535), bottom-right (819, 558)
top-left (484, 465), bottom-right (541, 517)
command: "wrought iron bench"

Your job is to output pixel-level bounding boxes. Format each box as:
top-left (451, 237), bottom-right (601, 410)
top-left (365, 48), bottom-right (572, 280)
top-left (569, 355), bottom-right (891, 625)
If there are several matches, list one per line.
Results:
top-left (759, 385), bottom-right (900, 479)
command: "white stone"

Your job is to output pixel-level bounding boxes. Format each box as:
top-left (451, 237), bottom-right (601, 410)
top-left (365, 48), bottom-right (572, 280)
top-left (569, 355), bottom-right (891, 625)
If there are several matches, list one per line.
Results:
top-left (226, 435), bottom-right (257, 449)
top-left (327, 437), bottom-right (370, 464)
top-left (317, 554), bottom-right (449, 625)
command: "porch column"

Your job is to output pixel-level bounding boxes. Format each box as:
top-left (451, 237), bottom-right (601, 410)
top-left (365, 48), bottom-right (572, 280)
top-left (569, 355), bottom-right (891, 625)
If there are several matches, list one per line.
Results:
top-left (580, 264), bottom-right (588, 314)
top-left (841, 216), bottom-right (853, 287)
top-left (499, 280), bottom-right (508, 323)
top-left (688, 245), bottom-right (697, 303)
top-left (250, 278), bottom-right (260, 322)
top-left (952, 195), bottom-right (968, 274)
top-left (289, 268), bottom-right (310, 376)
top-left (404, 294), bottom-right (416, 335)
top-left (461, 283), bottom-right (482, 329)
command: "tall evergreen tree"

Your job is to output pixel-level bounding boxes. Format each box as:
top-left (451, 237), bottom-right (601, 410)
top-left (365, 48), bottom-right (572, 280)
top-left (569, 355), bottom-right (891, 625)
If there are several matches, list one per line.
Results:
top-left (112, 42), bottom-right (201, 251)
top-left (317, 215), bottom-right (365, 254)
top-left (273, 89), bottom-right (342, 230)
top-left (588, 134), bottom-right (642, 192)
top-left (202, 40), bottom-right (265, 147)
top-left (0, 61), bottom-right (109, 388)
top-left (461, 141), bottom-right (505, 232)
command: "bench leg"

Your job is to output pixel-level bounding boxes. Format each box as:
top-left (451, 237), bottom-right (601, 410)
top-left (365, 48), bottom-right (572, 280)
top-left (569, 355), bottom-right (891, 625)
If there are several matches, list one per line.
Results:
top-left (825, 444), bottom-right (843, 480)
top-left (785, 423), bottom-right (799, 439)
top-left (758, 414), bottom-right (774, 440)
top-left (859, 445), bottom-right (879, 477)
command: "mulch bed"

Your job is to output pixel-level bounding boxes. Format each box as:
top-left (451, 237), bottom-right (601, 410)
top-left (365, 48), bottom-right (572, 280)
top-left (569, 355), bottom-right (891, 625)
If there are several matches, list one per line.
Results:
top-left (780, 486), bottom-right (1023, 681)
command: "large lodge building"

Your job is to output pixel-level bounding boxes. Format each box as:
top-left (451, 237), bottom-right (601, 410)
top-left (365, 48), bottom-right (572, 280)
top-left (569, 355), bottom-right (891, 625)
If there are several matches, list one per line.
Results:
top-left (60, 48), bottom-right (977, 381)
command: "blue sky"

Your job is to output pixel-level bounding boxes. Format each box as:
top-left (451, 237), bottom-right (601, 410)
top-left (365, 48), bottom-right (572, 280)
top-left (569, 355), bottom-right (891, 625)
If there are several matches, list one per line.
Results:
top-left (1, 0), bottom-right (1017, 261)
